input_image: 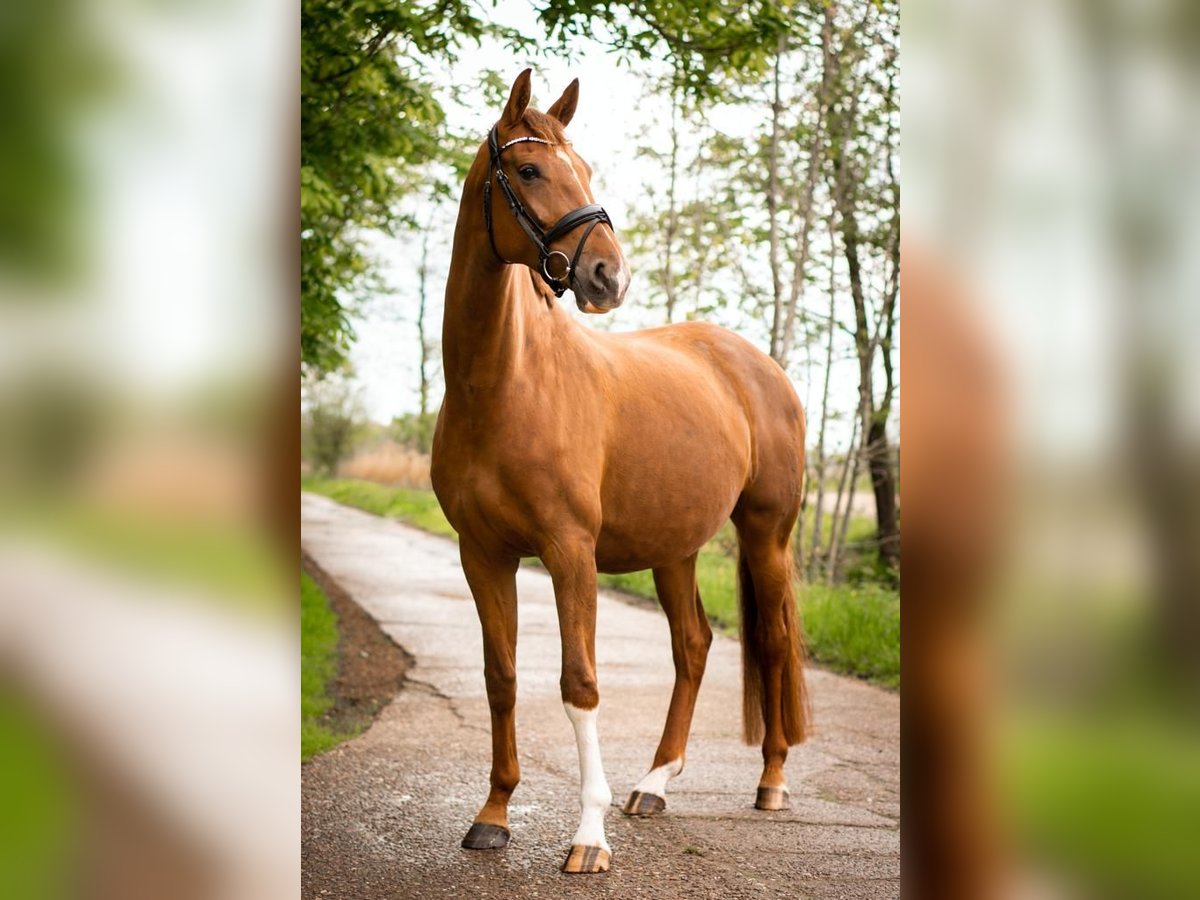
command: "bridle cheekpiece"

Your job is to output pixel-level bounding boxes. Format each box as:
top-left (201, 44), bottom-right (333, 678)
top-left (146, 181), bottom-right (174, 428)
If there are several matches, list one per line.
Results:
top-left (482, 124), bottom-right (612, 298)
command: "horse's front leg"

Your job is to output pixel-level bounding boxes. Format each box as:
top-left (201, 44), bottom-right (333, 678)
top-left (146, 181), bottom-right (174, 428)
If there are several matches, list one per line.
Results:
top-left (542, 537), bottom-right (613, 874)
top-left (459, 545), bottom-right (520, 850)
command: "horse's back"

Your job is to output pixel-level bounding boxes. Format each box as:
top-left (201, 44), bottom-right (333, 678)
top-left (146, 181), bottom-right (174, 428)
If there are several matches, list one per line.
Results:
top-left (600, 321), bottom-right (805, 470)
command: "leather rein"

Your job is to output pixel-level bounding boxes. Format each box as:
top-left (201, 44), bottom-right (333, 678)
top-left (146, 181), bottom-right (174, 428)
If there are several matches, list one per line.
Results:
top-left (482, 124), bottom-right (612, 298)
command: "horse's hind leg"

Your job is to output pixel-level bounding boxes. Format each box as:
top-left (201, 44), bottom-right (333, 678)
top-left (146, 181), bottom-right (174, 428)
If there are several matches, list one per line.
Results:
top-left (733, 504), bottom-right (810, 811)
top-left (623, 553), bottom-right (712, 816)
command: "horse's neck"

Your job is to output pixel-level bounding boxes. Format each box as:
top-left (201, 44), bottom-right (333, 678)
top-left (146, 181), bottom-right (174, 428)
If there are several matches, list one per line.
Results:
top-left (441, 206), bottom-right (563, 398)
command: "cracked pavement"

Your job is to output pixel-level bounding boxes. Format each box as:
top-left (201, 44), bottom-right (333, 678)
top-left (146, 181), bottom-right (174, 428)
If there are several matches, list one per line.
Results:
top-left (301, 493), bottom-right (900, 898)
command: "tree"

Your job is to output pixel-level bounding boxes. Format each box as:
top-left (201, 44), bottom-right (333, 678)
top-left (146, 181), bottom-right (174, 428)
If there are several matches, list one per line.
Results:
top-left (539, 1), bottom-right (793, 99)
top-left (303, 373), bottom-right (363, 475)
top-left (301, 0), bottom-right (506, 374)
top-left (806, 217), bottom-right (840, 580)
top-left (773, 3), bottom-right (839, 367)
top-left (416, 220), bottom-right (434, 417)
top-left (0, 0), bottom-right (113, 285)
top-left (623, 4), bottom-right (832, 369)
top-left (825, 0), bottom-right (900, 571)
top-left (625, 77), bottom-right (743, 324)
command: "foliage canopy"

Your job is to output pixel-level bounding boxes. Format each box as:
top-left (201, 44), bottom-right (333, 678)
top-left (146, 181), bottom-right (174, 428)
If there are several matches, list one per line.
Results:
top-left (301, 0), bottom-right (508, 373)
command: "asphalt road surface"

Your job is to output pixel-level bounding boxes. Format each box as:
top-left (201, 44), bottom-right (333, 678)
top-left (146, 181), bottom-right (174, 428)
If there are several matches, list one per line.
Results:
top-left (301, 493), bottom-right (899, 899)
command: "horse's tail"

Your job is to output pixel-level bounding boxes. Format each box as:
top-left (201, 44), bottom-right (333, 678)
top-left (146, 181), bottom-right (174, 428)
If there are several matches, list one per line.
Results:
top-left (737, 547), bottom-right (810, 746)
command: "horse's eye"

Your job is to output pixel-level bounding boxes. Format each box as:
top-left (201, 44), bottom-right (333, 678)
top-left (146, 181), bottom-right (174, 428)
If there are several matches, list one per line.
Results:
top-left (518, 165), bottom-right (539, 181)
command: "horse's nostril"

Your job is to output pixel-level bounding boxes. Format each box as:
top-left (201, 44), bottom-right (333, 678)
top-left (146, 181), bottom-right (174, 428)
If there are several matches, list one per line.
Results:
top-left (592, 260), bottom-right (615, 290)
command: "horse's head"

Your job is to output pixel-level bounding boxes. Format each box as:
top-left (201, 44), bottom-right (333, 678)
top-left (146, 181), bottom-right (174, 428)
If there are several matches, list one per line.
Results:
top-left (476, 69), bottom-right (630, 313)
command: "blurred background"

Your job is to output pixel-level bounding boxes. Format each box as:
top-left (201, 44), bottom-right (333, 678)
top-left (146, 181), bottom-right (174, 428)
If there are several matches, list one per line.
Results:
top-left (0, 0), bottom-right (1197, 896)
top-left (905, 0), bottom-right (1200, 897)
top-left (0, 0), bottom-right (295, 897)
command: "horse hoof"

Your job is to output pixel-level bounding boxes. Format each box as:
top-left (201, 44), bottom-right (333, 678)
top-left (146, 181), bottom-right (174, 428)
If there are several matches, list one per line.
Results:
top-left (461, 822), bottom-right (510, 849)
top-left (755, 786), bottom-right (790, 811)
top-left (622, 790), bottom-right (666, 816)
top-left (562, 844), bottom-right (611, 874)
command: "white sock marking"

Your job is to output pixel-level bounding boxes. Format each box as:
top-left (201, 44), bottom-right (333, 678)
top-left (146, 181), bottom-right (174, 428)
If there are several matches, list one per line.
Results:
top-left (632, 758), bottom-right (683, 798)
top-left (563, 703), bottom-right (612, 851)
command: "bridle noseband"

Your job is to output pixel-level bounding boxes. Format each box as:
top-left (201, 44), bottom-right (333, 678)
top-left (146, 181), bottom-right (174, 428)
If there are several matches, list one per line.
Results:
top-left (482, 124), bottom-right (612, 298)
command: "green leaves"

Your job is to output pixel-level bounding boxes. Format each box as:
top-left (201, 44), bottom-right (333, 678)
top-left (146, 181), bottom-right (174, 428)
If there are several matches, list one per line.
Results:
top-left (300, 0), bottom-right (493, 374)
top-left (536, 0), bottom-right (805, 99)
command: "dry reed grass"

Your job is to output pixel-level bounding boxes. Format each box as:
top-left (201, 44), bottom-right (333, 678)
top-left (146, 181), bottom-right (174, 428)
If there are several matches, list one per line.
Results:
top-left (339, 442), bottom-right (431, 489)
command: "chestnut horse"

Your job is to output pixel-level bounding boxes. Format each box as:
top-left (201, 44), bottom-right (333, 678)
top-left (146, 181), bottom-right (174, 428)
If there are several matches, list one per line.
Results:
top-left (431, 70), bottom-right (809, 874)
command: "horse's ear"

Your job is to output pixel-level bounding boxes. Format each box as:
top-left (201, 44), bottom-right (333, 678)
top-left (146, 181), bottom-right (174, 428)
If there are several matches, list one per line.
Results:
top-left (501, 68), bottom-right (533, 127)
top-left (546, 78), bottom-right (580, 127)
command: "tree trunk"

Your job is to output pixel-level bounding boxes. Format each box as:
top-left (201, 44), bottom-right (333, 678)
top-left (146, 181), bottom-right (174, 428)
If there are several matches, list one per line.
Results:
top-left (867, 418), bottom-right (898, 566)
top-left (690, 222), bottom-right (709, 317)
top-left (767, 33), bottom-right (785, 360)
top-left (663, 80), bottom-right (680, 323)
top-left (779, 4), bottom-right (836, 365)
top-left (873, 24), bottom-right (901, 570)
top-left (689, 155), bottom-right (709, 317)
top-left (807, 220), bottom-right (839, 581)
top-left (417, 224), bottom-right (431, 417)
top-left (841, 202), bottom-right (899, 569)
top-left (829, 26), bottom-right (900, 571)
top-left (827, 414), bottom-right (860, 585)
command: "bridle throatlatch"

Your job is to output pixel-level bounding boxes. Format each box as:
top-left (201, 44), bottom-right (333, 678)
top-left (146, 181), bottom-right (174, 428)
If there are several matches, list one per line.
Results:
top-left (482, 124), bottom-right (612, 298)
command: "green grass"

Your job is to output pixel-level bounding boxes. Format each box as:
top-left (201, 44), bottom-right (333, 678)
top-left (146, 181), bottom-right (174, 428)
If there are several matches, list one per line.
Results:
top-left (800, 584), bottom-right (900, 688)
top-left (301, 475), bottom-right (457, 539)
top-left (1004, 711), bottom-right (1200, 899)
top-left (303, 478), bottom-right (899, 689)
top-left (599, 562), bottom-right (898, 688)
top-left (2, 502), bottom-right (283, 614)
top-left (301, 570), bottom-right (360, 760)
top-left (0, 691), bottom-right (78, 900)
top-left (596, 534), bottom-right (738, 631)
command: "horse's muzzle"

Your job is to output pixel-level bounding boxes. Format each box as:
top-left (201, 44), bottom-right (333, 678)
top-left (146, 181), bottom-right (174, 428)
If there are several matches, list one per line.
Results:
top-left (574, 257), bottom-right (629, 313)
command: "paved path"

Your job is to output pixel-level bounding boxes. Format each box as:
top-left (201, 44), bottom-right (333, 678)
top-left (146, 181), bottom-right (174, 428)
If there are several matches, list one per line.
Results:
top-left (301, 493), bottom-right (899, 898)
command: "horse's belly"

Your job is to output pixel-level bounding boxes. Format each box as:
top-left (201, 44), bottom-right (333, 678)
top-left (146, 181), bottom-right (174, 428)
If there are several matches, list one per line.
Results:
top-left (593, 454), bottom-right (744, 573)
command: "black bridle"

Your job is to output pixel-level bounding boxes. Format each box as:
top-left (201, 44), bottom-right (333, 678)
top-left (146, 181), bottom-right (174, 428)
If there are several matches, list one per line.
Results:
top-left (482, 124), bottom-right (612, 298)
